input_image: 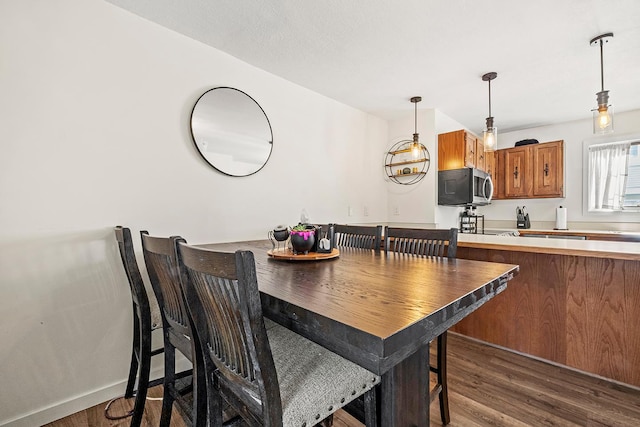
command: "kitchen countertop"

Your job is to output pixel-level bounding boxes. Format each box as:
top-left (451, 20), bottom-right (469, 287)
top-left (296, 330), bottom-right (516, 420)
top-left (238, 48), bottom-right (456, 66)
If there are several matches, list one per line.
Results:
top-left (351, 222), bottom-right (639, 260)
top-left (515, 228), bottom-right (640, 240)
top-left (457, 232), bottom-right (640, 261)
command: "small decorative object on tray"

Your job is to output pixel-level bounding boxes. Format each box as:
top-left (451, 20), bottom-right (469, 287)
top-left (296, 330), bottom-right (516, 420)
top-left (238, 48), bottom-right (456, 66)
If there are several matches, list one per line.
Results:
top-left (290, 224), bottom-right (316, 255)
top-left (267, 221), bottom-right (337, 261)
top-left (268, 225), bottom-right (290, 251)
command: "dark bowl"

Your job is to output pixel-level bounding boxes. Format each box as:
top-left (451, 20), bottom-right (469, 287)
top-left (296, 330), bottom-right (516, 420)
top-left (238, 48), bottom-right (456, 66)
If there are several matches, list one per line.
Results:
top-left (273, 228), bottom-right (290, 241)
top-left (290, 231), bottom-right (315, 255)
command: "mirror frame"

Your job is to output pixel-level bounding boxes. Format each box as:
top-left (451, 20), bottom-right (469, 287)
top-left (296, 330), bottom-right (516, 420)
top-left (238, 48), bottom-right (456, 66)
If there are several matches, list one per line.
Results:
top-left (189, 87), bottom-right (273, 177)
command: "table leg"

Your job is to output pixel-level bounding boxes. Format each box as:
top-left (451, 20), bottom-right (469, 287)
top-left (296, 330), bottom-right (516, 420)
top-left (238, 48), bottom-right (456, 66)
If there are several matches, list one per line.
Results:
top-left (380, 343), bottom-right (429, 427)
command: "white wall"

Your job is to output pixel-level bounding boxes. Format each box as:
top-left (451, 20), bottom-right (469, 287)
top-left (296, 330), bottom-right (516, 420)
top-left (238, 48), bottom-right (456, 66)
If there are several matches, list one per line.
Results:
top-left (0, 1), bottom-right (388, 425)
top-left (477, 109), bottom-right (640, 230)
top-left (385, 109), bottom-right (437, 224)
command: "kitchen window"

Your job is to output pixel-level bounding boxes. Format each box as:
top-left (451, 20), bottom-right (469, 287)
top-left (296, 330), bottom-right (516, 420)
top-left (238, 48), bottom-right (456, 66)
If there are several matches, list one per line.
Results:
top-left (623, 143), bottom-right (640, 208)
top-left (586, 138), bottom-right (640, 211)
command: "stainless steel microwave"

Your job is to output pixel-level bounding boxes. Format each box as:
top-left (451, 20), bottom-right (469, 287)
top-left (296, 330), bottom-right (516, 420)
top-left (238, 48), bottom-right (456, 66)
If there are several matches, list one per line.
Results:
top-left (438, 168), bottom-right (494, 206)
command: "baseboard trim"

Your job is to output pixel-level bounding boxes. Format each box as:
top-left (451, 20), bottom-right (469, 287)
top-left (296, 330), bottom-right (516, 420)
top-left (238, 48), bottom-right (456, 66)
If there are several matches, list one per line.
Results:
top-left (1, 359), bottom-right (192, 427)
top-left (450, 331), bottom-right (640, 392)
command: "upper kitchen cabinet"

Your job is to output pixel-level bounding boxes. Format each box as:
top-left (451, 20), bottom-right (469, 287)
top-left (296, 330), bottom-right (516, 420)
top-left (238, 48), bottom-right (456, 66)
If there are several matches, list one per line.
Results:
top-left (501, 140), bottom-right (564, 199)
top-left (504, 145), bottom-right (531, 198)
top-left (438, 129), bottom-right (486, 172)
top-left (532, 140), bottom-right (564, 197)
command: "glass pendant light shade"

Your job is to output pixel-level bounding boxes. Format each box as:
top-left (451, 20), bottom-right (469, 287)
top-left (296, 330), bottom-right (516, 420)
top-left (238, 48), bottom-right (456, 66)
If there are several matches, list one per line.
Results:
top-left (483, 128), bottom-right (497, 151)
top-left (410, 96), bottom-right (422, 159)
top-left (593, 105), bottom-right (614, 134)
top-left (482, 72), bottom-right (498, 152)
top-left (592, 89), bottom-right (614, 134)
top-left (590, 33), bottom-right (614, 134)
top-left (411, 135), bottom-right (421, 159)
top-left (483, 116), bottom-right (497, 152)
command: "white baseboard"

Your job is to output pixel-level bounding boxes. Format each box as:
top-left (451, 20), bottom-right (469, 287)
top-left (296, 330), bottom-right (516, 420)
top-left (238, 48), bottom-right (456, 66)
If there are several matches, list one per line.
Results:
top-left (1, 359), bottom-right (192, 427)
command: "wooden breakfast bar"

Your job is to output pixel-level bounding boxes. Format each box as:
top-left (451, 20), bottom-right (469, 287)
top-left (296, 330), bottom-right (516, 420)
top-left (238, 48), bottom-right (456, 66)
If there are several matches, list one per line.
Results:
top-left (453, 233), bottom-right (640, 388)
top-left (202, 240), bottom-right (519, 426)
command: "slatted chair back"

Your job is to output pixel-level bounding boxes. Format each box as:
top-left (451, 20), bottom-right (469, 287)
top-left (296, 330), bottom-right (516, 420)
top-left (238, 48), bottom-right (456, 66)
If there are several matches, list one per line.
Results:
top-left (176, 243), bottom-right (282, 424)
top-left (333, 224), bottom-right (382, 251)
top-left (140, 232), bottom-right (205, 427)
top-left (141, 231), bottom-right (191, 352)
top-left (113, 226), bottom-right (155, 426)
top-left (384, 227), bottom-right (458, 258)
top-left (115, 227), bottom-right (151, 321)
top-left (383, 226), bottom-right (457, 425)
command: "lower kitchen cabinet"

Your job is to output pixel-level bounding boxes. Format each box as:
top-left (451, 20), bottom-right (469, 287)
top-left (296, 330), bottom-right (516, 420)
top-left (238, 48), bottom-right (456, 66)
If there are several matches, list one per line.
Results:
top-left (453, 246), bottom-right (640, 388)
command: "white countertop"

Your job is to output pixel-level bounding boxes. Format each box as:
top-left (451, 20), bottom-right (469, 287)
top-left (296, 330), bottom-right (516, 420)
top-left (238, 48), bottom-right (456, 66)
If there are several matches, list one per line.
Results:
top-left (457, 232), bottom-right (640, 261)
top-left (514, 228), bottom-right (640, 237)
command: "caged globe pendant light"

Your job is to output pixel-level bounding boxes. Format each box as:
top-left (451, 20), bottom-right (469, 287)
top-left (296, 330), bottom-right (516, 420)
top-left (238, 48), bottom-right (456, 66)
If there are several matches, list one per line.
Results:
top-left (482, 72), bottom-right (498, 152)
top-left (383, 96), bottom-right (430, 185)
top-left (590, 32), bottom-right (614, 134)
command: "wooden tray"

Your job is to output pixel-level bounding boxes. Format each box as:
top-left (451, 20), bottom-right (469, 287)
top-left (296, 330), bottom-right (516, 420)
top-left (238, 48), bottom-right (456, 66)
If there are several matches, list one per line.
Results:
top-left (267, 248), bottom-right (340, 261)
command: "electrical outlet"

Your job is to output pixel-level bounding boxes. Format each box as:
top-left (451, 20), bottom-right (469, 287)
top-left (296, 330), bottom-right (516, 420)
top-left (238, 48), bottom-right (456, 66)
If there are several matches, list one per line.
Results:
top-left (363, 206), bottom-right (369, 216)
top-left (348, 206), bottom-right (353, 217)
top-left (393, 206), bottom-right (400, 216)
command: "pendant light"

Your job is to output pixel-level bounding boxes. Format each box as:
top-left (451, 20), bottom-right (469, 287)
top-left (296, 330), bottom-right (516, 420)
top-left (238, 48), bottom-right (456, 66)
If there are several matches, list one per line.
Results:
top-left (410, 96), bottom-right (423, 159)
top-left (590, 33), bottom-right (614, 134)
top-left (482, 72), bottom-right (498, 152)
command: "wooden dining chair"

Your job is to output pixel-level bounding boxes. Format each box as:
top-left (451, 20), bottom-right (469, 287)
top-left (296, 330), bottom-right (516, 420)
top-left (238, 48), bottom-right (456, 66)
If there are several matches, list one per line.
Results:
top-left (113, 226), bottom-right (164, 427)
top-left (140, 232), bottom-right (206, 427)
top-left (332, 224), bottom-right (382, 251)
top-left (175, 241), bottom-right (381, 427)
top-left (384, 226), bottom-right (458, 425)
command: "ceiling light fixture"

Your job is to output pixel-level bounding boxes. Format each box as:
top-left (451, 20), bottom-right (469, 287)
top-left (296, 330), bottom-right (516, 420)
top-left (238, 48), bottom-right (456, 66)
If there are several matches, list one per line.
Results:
top-left (482, 72), bottom-right (498, 152)
top-left (410, 96), bottom-right (423, 159)
top-left (590, 32), bottom-right (614, 134)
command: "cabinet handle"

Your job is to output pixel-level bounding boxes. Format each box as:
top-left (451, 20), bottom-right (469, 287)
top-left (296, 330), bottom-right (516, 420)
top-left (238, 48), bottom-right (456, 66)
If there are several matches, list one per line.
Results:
top-left (514, 166), bottom-right (519, 179)
top-left (544, 163), bottom-right (549, 176)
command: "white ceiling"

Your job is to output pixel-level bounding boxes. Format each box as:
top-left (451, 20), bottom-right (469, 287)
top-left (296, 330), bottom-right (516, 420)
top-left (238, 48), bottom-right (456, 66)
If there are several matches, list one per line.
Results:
top-left (105, 0), bottom-right (640, 135)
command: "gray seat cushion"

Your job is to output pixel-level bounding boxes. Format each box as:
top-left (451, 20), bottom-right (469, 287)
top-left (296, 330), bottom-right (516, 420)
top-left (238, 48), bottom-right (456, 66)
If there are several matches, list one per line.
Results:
top-left (266, 324), bottom-right (380, 426)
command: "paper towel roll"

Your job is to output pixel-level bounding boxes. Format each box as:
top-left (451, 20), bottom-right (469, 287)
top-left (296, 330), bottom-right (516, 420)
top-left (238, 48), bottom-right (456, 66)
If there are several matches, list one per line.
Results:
top-left (555, 206), bottom-right (567, 230)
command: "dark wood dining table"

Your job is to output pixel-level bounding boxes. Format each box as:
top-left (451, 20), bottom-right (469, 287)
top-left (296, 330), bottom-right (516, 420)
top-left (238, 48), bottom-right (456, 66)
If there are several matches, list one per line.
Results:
top-left (201, 240), bottom-right (519, 426)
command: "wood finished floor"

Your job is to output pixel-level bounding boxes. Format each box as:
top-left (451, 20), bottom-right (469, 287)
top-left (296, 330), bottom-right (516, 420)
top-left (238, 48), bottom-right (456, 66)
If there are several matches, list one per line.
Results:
top-left (46, 333), bottom-right (640, 426)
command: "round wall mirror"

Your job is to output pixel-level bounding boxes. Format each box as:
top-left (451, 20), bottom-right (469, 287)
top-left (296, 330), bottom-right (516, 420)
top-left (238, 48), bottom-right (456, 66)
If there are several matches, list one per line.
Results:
top-left (190, 87), bottom-right (273, 176)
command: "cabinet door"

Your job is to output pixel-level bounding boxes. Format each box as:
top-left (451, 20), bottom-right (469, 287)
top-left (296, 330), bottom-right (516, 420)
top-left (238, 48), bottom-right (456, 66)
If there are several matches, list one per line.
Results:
top-left (485, 150), bottom-right (501, 199)
top-left (533, 140), bottom-right (563, 197)
top-left (475, 137), bottom-right (486, 171)
top-left (504, 146), bottom-right (530, 198)
top-left (464, 133), bottom-right (476, 168)
top-left (438, 130), bottom-right (466, 170)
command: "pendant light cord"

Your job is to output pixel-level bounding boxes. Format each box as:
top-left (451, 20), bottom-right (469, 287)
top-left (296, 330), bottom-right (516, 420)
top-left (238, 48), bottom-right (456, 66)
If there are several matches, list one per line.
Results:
top-left (414, 101), bottom-right (418, 134)
top-left (590, 32), bottom-right (613, 94)
top-left (599, 39), bottom-right (605, 92)
top-left (487, 79), bottom-right (492, 118)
